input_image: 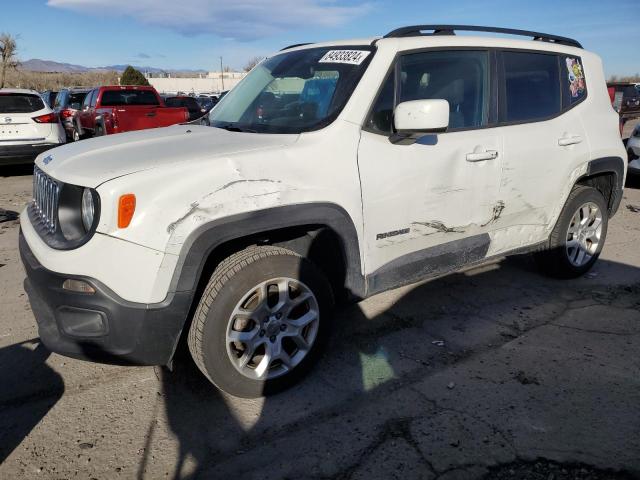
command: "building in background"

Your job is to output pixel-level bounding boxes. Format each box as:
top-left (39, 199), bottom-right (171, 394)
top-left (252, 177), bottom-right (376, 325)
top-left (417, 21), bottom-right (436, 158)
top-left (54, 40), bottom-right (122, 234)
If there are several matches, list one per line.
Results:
top-left (145, 71), bottom-right (246, 95)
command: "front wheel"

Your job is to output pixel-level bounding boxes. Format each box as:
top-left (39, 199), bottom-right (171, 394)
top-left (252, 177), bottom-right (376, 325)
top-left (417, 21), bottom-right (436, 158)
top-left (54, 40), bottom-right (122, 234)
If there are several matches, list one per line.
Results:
top-left (535, 185), bottom-right (608, 278)
top-left (188, 246), bottom-right (333, 398)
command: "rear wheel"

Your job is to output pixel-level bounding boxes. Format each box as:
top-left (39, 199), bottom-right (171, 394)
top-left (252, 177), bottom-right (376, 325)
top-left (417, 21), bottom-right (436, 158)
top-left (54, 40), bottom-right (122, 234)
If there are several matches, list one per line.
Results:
top-left (72, 127), bottom-right (81, 142)
top-left (188, 246), bottom-right (333, 398)
top-left (535, 185), bottom-right (608, 278)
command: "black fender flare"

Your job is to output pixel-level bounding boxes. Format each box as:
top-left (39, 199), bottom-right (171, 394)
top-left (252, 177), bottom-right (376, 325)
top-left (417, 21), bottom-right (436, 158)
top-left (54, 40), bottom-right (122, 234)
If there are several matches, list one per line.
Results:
top-left (578, 156), bottom-right (625, 215)
top-left (167, 203), bottom-right (366, 299)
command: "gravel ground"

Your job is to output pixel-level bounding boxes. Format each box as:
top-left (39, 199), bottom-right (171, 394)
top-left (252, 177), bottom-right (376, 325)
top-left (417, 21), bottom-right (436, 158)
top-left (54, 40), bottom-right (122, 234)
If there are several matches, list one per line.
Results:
top-left (0, 162), bottom-right (639, 480)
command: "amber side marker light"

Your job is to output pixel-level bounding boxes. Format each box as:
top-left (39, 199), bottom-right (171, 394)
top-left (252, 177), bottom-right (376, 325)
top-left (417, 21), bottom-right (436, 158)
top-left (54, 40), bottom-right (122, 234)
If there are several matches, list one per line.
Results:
top-left (118, 194), bottom-right (136, 228)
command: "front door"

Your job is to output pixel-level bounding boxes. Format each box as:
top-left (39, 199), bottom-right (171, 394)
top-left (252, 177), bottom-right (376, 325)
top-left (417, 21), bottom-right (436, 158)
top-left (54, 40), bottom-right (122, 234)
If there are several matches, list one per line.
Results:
top-left (358, 49), bottom-right (503, 290)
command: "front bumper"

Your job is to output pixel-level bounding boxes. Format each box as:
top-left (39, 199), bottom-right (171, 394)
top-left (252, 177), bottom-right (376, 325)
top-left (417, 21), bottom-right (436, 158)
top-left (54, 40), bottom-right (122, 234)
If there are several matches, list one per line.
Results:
top-left (0, 143), bottom-right (59, 165)
top-left (20, 231), bottom-right (192, 366)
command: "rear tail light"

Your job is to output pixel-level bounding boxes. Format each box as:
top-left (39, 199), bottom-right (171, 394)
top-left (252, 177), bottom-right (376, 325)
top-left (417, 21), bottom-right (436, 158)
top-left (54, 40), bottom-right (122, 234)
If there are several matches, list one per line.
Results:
top-left (33, 112), bottom-right (58, 123)
top-left (184, 109), bottom-right (190, 122)
top-left (60, 109), bottom-right (75, 118)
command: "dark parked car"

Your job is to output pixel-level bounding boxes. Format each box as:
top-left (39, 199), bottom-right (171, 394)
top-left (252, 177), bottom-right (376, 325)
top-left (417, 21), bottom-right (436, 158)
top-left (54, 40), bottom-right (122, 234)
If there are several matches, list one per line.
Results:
top-left (608, 83), bottom-right (640, 118)
top-left (40, 90), bottom-right (58, 108)
top-left (53, 88), bottom-right (91, 141)
top-left (163, 95), bottom-right (207, 122)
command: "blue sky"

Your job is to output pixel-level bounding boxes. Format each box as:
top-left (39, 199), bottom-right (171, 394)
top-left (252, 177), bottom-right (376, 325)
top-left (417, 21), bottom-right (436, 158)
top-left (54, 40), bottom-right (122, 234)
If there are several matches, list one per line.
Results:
top-left (3, 0), bottom-right (639, 75)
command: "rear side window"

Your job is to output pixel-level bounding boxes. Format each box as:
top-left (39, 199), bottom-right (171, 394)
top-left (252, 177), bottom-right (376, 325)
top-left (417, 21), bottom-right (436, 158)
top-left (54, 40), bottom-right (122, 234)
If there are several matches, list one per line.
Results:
top-left (101, 90), bottom-right (159, 106)
top-left (502, 52), bottom-right (561, 123)
top-left (0, 93), bottom-right (45, 113)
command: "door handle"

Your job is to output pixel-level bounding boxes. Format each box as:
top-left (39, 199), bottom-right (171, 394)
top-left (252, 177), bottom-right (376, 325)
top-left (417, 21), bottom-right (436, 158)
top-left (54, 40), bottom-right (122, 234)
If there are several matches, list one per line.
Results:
top-left (558, 134), bottom-right (583, 146)
top-left (466, 149), bottom-right (499, 162)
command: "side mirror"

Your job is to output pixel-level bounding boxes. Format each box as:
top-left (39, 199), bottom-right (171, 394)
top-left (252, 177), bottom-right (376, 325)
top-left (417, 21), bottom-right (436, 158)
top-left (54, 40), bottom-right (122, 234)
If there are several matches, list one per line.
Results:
top-left (391, 99), bottom-right (449, 145)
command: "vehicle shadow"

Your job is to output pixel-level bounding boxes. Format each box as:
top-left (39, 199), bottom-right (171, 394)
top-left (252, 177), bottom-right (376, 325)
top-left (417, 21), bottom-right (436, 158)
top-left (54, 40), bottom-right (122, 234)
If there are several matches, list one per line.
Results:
top-left (154, 246), bottom-right (640, 479)
top-left (0, 338), bottom-right (64, 463)
top-left (0, 164), bottom-right (34, 178)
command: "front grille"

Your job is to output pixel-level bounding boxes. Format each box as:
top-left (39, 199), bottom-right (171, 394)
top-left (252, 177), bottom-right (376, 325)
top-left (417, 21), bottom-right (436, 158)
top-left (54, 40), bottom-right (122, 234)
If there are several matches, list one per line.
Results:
top-left (32, 165), bottom-right (60, 234)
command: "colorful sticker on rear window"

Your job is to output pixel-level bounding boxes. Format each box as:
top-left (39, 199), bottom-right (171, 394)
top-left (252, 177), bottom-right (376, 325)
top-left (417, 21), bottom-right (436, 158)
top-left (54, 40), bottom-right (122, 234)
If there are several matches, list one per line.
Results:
top-left (566, 58), bottom-right (585, 98)
top-left (318, 50), bottom-right (370, 65)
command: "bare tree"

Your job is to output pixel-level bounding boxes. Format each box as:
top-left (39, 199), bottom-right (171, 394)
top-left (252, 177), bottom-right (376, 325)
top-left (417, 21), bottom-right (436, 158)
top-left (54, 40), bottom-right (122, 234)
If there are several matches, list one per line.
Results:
top-left (243, 56), bottom-right (264, 72)
top-left (0, 33), bottom-right (19, 88)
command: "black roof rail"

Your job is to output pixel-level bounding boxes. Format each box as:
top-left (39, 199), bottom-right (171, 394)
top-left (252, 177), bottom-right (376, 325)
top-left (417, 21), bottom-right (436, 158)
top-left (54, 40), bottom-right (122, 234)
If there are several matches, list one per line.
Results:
top-left (280, 43), bottom-right (313, 51)
top-left (383, 25), bottom-right (582, 49)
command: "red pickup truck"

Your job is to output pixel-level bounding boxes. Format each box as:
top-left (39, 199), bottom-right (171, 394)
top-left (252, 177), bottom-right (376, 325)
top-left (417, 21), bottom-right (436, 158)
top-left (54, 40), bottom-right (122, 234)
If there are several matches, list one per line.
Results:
top-left (74, 85), bottom-right (189, 138)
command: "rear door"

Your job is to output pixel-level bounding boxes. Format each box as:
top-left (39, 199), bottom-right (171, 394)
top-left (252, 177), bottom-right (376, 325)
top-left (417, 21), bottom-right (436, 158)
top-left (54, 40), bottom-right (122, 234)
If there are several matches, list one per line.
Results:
top-left (0, 92), bottom-right (52, 144)
top-left (497, 51), bottom-right (590, 244)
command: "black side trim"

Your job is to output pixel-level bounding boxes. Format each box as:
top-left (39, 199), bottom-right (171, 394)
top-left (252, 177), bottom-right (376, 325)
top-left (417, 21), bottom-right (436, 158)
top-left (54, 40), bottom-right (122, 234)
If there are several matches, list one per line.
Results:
top-left (583, 156), bottom-right (625, 216)
top-left (169, 203), bottom-right (366, 298)
top-left (367, 234), bottom-right (491, 296)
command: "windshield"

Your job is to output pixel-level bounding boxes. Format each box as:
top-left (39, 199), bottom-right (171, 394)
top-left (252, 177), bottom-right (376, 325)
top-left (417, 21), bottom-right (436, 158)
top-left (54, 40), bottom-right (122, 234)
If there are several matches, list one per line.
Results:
top-left (209, 46), bottom-right (374, 134)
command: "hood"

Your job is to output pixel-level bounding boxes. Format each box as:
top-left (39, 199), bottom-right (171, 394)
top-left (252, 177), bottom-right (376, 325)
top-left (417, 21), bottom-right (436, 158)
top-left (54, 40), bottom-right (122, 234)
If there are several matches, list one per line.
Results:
top-left (35, 125), bottom-right (299, 187)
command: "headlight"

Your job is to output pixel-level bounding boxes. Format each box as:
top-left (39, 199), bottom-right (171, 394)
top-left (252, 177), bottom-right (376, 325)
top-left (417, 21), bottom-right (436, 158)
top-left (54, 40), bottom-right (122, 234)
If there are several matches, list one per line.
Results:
top-left (81, 188), bottom-right (95, 232)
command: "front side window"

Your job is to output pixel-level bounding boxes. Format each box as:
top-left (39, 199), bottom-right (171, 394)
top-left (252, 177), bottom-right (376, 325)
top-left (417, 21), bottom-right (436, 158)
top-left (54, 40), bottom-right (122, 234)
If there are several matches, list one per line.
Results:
top-left (209, 46), bottom-right (374, 134)
top-left (82, 90), bottom-right (93, 109)
top-left (398, 50), bottom-right (490, 130)
top-left (502, 52), bottom-right (561, 123)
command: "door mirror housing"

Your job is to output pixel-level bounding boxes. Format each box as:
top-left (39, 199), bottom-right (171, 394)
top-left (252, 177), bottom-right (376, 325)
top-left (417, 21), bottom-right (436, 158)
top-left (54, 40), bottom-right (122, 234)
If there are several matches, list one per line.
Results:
top-left (391, 99), bottom-right (449, 145)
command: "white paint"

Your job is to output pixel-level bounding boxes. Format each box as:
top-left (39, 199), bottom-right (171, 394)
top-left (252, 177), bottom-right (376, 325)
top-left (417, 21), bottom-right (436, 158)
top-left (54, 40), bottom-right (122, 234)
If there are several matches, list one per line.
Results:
top-left (21, 34), bottom-right (627, 304)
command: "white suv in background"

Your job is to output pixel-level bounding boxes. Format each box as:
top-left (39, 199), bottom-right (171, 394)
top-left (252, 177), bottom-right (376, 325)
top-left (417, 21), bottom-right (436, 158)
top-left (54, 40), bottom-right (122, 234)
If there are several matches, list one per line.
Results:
top-left (20, 25), bottom-right (626, 398)
top-left (0, 89), bottom-right (65, 165)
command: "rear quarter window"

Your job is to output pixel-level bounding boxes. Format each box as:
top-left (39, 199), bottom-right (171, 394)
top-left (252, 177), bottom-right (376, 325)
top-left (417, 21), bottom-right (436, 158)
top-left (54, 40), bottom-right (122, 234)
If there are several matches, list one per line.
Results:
top-left (0, 93), bottom-right (45, 113)
top-left (563, 56), bottom-right (587, 106)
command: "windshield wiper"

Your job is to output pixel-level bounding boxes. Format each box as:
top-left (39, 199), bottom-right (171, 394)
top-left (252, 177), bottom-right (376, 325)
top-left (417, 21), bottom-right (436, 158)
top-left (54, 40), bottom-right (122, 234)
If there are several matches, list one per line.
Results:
top-left (215, 123), bottom-right (257, 133)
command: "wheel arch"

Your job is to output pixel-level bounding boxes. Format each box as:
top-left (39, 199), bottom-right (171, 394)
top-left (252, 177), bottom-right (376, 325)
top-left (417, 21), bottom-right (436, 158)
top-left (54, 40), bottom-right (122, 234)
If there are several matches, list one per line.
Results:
top-left (575, 156), bottom-right (625, 216)
top-left (169, 203), bottom-right (366, 306)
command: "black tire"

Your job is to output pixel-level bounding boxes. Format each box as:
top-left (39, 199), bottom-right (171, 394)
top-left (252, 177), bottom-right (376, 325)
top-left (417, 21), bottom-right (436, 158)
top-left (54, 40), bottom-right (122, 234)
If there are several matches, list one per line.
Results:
top-left (535, 185), bottom-right (608, 278)
top-left (188, 245), bottom-right (334, 398)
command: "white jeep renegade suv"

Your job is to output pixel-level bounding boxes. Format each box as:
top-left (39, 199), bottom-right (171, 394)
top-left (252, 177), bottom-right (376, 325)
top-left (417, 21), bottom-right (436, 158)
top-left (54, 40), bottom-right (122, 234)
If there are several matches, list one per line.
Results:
top-left (20, 26), bottom-right (626, 397)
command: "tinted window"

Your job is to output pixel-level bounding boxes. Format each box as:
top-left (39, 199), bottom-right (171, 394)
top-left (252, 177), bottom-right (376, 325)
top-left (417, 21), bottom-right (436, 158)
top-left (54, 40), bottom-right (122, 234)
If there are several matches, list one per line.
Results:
top-left (563, 56), bottom-right (586, 105)
top-left (399, 50), bottom-right (489, 129)
top-left (367, 71), bottom-right (395, 134)
top-left (101, 89), bottom-right (159, 106)
top-left (503, 52), bottom-right (561, 123)
top-left (0, 93), bottom-right (45, 113)
top-left (53, 91), bottom-right (65, 108)
top-left (68, 91), bottom-right (88, 109)
top-left (90, 90), bottom-right (98, 107)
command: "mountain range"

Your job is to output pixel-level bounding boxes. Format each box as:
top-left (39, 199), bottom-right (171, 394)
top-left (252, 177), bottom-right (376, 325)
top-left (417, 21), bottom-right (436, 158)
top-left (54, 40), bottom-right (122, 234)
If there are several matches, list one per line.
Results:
top-left (19, 59), bottom-right (207, 74)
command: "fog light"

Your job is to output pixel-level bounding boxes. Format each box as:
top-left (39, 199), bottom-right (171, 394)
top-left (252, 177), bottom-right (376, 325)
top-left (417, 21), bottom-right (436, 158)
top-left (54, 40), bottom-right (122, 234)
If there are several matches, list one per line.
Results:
top-left (62, 279), bottom-right (96, 294)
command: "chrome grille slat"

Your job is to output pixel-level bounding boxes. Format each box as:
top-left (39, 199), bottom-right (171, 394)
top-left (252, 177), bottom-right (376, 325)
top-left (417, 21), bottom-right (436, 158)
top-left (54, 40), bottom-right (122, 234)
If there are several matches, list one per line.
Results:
top-left (32, 165), bottom-right (60, 234)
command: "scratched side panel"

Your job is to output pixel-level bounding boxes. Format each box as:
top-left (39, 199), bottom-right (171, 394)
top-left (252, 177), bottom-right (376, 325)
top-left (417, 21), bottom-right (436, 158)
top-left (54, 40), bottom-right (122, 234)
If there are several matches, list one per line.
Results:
top-left (95, 120), bottom-right (365, 300)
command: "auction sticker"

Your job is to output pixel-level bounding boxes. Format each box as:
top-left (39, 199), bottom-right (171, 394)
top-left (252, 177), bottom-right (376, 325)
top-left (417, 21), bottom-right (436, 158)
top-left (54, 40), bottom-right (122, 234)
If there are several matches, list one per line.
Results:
top-left (318, 50), bottom-right (371, 65)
